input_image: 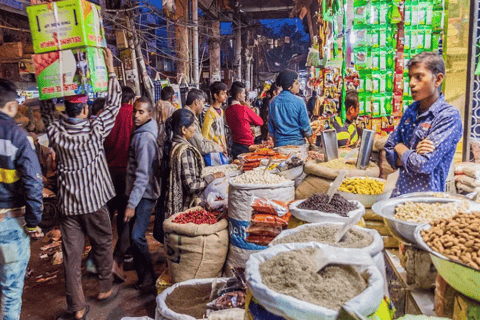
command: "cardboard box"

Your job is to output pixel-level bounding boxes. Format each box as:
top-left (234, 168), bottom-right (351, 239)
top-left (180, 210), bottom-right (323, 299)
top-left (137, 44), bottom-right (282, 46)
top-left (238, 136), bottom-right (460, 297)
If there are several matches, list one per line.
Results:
top-left (0, 42), bottom-right (23, 61)
top-left (33, 47), bottom-right (107, 100)
top-left (27, 0), bottom-right (106, 54)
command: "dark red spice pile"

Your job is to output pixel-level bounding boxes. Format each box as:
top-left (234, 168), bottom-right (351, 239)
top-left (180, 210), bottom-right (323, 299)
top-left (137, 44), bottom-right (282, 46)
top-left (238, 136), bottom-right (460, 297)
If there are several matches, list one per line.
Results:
top-left (173, 209), bottom-right (218, 224)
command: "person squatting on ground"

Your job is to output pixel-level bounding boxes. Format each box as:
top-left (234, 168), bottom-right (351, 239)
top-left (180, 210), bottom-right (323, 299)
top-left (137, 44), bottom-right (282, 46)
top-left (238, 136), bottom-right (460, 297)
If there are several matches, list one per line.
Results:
top-left (0, 79), bottom-right (43, 320)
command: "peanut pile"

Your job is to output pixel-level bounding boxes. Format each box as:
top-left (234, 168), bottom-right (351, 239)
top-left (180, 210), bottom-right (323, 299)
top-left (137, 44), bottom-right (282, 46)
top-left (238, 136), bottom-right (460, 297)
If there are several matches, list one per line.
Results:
top-left (421, 212), bottom-right (480, 269)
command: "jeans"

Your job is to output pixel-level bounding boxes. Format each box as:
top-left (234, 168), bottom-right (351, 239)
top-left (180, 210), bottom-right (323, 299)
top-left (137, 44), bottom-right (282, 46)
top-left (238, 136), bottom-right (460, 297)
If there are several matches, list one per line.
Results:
top-left (231, 142), bottom-right (250, 160)
top-left (131, 198), bottom-right (156, 283)
top-left (0, 215), bottom-right (30, 320)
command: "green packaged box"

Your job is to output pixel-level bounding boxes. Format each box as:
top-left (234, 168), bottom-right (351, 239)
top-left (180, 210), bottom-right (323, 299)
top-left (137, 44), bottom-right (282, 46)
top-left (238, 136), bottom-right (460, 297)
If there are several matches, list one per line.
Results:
top-left (33, 47), bottom-right (107, 100)
top-left (27, 0), bottom-right (106, 54)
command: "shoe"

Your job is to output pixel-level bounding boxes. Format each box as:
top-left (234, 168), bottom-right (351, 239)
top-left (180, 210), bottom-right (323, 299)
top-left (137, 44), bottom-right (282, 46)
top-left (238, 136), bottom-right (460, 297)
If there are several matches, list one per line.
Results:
top-left (123, 256), bottom-right (134, 271)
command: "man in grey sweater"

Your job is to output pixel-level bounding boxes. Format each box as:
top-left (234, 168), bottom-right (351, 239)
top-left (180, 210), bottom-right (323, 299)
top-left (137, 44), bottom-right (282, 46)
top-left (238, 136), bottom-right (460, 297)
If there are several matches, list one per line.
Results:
top-left (124, 96), bottom-right (160, 294)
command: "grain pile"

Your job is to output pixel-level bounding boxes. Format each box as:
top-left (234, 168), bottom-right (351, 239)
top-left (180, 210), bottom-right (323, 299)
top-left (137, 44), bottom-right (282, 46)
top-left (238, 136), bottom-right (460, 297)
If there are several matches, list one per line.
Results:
top-left (298, 193), bottom-right (358, 217)
top-left (339, 177), bottom-right (384, 195)
top-left (260, 248), bottom-right (367, 310)
top-left (272, 225), bottom-right (373, 249)
top-left (165, 283), bottom-right (212, 318)
top-left (421, 212), bottom-right (480, 269)
top-left (394, 201), bottom-right (469, 223)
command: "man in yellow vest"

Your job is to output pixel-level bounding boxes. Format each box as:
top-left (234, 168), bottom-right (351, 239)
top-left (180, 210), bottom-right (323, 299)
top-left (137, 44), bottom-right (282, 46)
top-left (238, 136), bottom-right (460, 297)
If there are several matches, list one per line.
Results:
top-left (331, 90), bottom-right (360, 147)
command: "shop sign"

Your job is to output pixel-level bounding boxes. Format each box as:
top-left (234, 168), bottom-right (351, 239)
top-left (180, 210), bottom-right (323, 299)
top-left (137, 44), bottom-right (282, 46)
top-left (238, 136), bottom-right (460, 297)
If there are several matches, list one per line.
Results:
top-left (0, 0), bottom-right (23, 11)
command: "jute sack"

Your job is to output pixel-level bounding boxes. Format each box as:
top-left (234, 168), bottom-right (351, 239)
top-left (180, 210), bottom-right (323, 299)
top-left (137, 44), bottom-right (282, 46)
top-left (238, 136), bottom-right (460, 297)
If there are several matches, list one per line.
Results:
top-left (164, 207), bottom-right (228, 283)
top-left (304, 160), bottom-right (379, 180)
top-left (295, 175), bottom-right (333, 199)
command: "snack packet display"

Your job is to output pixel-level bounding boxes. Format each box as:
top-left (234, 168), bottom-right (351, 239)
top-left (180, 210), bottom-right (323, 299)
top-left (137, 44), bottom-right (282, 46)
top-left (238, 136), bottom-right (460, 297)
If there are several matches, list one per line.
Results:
top-left (354, 0), bottom-right (369, 25)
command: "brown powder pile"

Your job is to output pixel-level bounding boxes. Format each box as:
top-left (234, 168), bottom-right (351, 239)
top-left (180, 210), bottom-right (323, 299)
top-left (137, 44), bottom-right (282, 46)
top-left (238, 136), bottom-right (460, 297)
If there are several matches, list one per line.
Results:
top-left (260, 248), bottom-right (367, 310)
top-left (271, 225), bottom-right (374, 249)
top-left (165, 283), bottom-right (212, 318)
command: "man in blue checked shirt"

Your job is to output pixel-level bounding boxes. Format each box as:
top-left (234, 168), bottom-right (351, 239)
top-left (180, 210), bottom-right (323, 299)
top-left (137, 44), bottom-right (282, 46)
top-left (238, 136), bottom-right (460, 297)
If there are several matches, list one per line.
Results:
top-left (385, 52), bottom-right (462, 197)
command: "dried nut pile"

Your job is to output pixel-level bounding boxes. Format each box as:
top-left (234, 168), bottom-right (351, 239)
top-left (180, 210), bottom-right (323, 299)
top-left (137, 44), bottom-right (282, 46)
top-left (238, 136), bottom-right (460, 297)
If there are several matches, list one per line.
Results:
top-left (394, 201), bottom-right (469, 223)
top-left (232, 171), bottom-right (287, 185)
top-left (339, 177), bottom-right (384, 195)
top-left (421, 212), bottom-right (480, 269)
top-left (202, 164), bottom-right (239, 177)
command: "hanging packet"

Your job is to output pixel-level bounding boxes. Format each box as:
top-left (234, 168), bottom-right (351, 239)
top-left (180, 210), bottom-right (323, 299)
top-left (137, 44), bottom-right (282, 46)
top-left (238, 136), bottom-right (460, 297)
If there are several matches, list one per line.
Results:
top-left (424, 27), bottom-right (432, 50)
top-left (372, 72), bottom-right (381, 94)
top-left (372, 95), bottom-right (381, 118)
top-left (385, 71), bottom-right (394, 92)
top-left (354, 0), bottom-right (369, 25)
top-left (353, 26), bottom-right (369, 46)
top-left (419, 2), bottom-right (433, 25)
top-left (381, 94), bottom-right (393, 116)
top-left (371, 48), bottom-right (380, 71)
top-left (354, 47), bottom-right (370, 70)
top-left (359, 93), bottom-right (366, 115)
top-left (364, 95), bottom-right (372, 114)
top-left (404, 3), bottom-right (412, 26)
top-left (411, 1), bottom-right (419, 25)
top-left (379, 3), bottom-right (389, 25)
top-left (370, 3), bottom-right (380, 25)
top-left (432, 10), bottom-right (443, 31)
top-left (365, 71), bottom-right (373, 92)
top-left (404, 27), bottom-right (411, 50)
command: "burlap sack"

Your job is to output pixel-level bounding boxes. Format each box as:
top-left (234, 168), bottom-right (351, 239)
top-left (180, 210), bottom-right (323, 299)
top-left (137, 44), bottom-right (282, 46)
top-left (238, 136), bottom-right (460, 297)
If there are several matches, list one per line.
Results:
top-left (295, 175), bottom-right (333, 199)
top-left (164, 207), bottom-right (229, 283)
top-left (373, 136), bottom-right (388, 152)
top-left (304, 160), bottom-right (380, 180)
top-left (379, 150), bottom-right (395, 180)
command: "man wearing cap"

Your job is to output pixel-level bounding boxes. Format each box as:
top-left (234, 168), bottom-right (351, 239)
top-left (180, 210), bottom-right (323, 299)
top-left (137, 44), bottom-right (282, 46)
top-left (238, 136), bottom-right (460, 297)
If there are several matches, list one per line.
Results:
top-left (268, 70), bottom-right (314, 147)
top-left (40, 48), bottom-right (121, 320)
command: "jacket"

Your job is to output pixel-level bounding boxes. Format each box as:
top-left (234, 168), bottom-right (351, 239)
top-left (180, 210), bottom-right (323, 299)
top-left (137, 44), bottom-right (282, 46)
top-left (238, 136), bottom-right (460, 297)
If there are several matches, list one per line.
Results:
top-left (184, 107), bottom-right (223, 155)
top-left (225, 103), bottom-right (263, 146)
top-left (125, 119), bottom-right (161, 208)
top-left (0, 112), bottom-right (42, 227)
top-left (268, 91), bottom-right (313, 147)
top-left (104, 103), bottom-right (134, 173)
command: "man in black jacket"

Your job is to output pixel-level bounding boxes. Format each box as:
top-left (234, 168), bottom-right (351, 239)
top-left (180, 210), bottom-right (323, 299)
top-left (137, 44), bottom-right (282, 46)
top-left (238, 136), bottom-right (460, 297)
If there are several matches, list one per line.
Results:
top-left (0, 79), bottom-right (43, 320)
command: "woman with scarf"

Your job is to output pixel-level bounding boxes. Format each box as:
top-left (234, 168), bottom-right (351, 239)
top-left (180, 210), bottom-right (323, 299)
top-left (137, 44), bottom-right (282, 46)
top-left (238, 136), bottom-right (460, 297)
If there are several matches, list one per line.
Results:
top-left (163, 109), bottom-right (225, 217)
top-left (268, 70), bottom-right (314, 147)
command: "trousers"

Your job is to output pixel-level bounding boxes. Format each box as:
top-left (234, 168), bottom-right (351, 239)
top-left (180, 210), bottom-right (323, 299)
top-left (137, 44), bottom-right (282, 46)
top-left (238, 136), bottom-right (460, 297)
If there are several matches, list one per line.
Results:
top-left (0, 214), bottom-right (30, 320)
top-left (59, 206), bottom-right (113, 312)
top-left (131, 198), bottom-right (156, 282)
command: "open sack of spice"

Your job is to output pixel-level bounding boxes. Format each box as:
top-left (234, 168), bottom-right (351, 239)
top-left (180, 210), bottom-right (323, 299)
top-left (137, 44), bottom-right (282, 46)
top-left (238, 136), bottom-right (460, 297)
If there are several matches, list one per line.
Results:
top-left (289, 193), bottom-right (365, 224)
top-left (245, 243), bottom-right (384, 320)
top-left (245, 197), bottom-right (291, 247)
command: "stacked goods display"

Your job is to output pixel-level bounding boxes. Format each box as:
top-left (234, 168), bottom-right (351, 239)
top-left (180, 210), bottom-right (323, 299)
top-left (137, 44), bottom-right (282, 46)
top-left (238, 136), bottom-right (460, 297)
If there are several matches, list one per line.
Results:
top-left (226, 172), bottom-right (294, 275)
top-left (27, 0), bottom-right (108, 100)
top-left (27, 0), bottom-right (106, 53)
top-left (245, 243), bottom-right (384, 319)
top-left (163, 207), bottom-right (228, 283)
top-left (454, 162), bottom-right (480, 194)
top-left (33, 47), bottom-right (108, 100)
top-left (240, 148), bottom-right (287, 171)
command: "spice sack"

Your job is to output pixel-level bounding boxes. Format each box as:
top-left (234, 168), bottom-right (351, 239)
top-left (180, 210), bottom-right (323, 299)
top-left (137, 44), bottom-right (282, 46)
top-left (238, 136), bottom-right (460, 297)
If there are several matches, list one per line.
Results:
top-left (226, 179), bottom-right (294, 275)
top-left (245, 243), bottom-right (384, 320)
top-left (164, 208), bottom-right (228, 283)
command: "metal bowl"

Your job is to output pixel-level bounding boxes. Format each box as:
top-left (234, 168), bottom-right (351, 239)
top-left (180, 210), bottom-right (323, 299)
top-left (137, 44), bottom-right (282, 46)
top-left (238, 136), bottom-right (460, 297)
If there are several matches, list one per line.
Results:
top-left (338, 177), bottom-right (392, 209)
top-left (415, 223), bottom-right (480, 302)
top-left (371, 197), bottom-right (476, 246)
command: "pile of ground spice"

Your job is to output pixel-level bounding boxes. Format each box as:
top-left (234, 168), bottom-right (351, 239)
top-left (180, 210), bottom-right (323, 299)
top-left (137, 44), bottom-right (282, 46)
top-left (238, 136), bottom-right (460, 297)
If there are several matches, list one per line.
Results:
top-left (298, 193), bottom-right (358, 217)
top-left (260, 248), bottom-right (367, 310)
top-left (272, 225), bottom-right (374, 248)
top-left (166, 283), bottom-right (212, 318)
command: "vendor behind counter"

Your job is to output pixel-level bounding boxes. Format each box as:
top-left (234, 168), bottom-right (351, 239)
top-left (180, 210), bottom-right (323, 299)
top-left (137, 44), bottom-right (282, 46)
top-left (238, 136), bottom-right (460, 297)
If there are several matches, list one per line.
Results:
top-left (325, 89), bottom-right (360, 148)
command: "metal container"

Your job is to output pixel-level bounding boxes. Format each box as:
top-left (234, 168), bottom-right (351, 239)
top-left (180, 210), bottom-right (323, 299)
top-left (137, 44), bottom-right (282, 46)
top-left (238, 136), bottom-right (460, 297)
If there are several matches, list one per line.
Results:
top-left (356, 129), bottom-right (375, 170)
top-left (321, 129), bottom-right (338, 162)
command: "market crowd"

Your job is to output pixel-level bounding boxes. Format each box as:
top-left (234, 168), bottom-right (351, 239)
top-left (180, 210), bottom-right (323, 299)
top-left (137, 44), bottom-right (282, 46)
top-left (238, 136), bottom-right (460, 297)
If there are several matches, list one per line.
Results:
top-left (0, 48), bottom-right (462, 320)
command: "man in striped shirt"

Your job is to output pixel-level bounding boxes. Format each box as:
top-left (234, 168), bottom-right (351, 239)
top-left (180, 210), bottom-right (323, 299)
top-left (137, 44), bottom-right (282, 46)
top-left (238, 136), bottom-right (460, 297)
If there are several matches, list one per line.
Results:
top-left (41, 48), bottom-right (121, 320)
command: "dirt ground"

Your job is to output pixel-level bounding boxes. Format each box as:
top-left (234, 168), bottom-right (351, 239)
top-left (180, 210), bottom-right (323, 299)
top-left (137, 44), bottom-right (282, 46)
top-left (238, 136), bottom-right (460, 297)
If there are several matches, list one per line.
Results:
top-left (21, 216), bottom-right (165, 320)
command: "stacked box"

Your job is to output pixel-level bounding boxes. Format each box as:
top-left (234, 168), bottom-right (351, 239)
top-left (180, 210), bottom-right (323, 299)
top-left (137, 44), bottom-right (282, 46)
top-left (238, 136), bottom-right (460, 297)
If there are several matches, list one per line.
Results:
top-left (33, 47), bottom-right (107, 100)
top-left (27, 0), bottom-right (106, 54)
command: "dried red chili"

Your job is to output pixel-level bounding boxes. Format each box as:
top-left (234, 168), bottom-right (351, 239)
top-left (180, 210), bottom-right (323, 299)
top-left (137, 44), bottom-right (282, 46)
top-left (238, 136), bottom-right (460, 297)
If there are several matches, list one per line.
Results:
top-left (172, 209), bottom-right (218, 225)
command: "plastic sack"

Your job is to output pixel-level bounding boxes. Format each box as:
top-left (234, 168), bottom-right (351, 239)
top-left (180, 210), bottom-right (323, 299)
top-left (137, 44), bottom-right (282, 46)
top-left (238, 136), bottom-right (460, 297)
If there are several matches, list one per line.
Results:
top-left (245, 243), bottom-right (384, 320)
top-left (289, 199), bottom-right (365, 224)
top-left (268, 222), bottom-right (388, 296)
top-left (206, 308), bottom-right (245, 320)
top-left (156, 278), bottom-right (229, 320)
top-left (204, 152), bottom-right (229, 167)
top-left (226, 179), bottom-right (295, 276)
top-left (251, 197), bottom-right (289, 217)
top-left (122, 318), bottom-right (153, 320)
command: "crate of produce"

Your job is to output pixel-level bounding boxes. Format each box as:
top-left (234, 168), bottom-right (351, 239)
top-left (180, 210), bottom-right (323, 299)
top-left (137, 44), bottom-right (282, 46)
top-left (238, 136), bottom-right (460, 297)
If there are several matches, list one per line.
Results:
top-left (33, 47), bottom-right (107, 100)
top-left (27, 0), bottom-right (106, 54)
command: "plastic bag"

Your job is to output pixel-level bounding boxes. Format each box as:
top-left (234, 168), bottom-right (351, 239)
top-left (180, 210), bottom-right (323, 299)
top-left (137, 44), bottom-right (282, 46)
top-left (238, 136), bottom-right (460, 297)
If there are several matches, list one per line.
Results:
top-left (204, 177), bottom-right (229, 210)
top-left (204, 152), bottom-right (229, 166)
top-left (250, 197), bottom-right (289, 217)
top-left (207, 291), bottom-right (246, 310)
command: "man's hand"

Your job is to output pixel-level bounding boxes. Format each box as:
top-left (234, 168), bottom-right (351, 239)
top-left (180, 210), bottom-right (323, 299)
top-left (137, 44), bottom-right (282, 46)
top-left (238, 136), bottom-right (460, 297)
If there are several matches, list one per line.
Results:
top-left (25, 226), bottom-right (43, 240)
top-left (416, 139), bottom-right (435, 155)
top-left (213, 172), bottom-right (225, 179)
top-left (103, 48), bottom-right (115, 74)
top-left (124, 206), bottom-right (135, 223)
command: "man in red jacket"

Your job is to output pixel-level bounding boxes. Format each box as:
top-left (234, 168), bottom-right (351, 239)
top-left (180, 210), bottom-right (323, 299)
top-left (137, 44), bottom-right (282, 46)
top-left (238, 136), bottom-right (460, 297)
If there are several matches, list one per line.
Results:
top-left (104, 86), bottom-right (135, 281)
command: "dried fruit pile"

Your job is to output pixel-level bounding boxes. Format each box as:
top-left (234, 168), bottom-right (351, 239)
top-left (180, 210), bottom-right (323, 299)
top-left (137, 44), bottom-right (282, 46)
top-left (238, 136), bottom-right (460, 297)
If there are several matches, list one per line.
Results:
top-left (172, 209), bottom-right (217, 225)
top-left (421, 212), bottom-right (480, 269)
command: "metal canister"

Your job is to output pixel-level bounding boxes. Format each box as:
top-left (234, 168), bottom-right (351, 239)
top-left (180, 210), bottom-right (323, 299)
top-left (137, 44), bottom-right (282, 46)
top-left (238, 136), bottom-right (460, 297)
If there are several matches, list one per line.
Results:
top-left (356, 129), bottom-right (375, 170)
top-left (321, 129), bottom-right (339, 162)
